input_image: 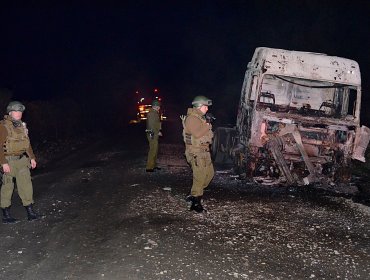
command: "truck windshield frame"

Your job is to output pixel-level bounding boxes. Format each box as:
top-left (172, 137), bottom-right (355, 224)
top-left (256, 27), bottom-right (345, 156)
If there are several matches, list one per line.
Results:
top-left (256, 74), bottom-right (359, 119)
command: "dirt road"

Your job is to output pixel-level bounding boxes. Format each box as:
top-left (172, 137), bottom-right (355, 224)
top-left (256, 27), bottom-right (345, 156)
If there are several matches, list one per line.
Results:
top-left (1, 122), bottom-right (369, 280)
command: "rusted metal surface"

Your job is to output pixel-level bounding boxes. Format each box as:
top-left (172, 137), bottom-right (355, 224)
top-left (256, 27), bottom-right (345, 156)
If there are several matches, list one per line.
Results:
top-left (214, 47), bottom-right (370, 187)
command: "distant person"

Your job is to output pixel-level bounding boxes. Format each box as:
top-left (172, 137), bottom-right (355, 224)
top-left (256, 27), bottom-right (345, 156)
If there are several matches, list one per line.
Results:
top-left (146, 99), bottom-right (162, 172)
top-left (181, 96), bottom-right (214, 213)
top-left (0, 101), bottom-right (40, 224)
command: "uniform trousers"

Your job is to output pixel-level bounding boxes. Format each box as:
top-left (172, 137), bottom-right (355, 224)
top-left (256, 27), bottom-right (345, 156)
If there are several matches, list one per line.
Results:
top-left (185, 150), bottom-right (214, 197)
top-left (1, 156), bottom-right (34, 208)
top-left (146, 134), bottom-right (159, 170)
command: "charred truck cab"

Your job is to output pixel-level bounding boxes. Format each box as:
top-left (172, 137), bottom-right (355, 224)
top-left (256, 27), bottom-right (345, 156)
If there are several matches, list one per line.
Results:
top-left (213, 47), bottom-right (370, 186)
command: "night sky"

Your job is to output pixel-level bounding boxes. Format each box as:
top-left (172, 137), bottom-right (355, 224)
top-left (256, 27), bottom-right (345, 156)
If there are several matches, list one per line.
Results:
top-left (1, 1), bottom-right (370, 123)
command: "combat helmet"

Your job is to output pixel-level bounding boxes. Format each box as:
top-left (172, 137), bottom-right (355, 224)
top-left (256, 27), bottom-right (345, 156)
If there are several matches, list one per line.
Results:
top-left (192, 95), bottom-right (212, 107)
top-left (7, 101), bottom-right (25, 113)
top-left (152, 99), bottom-right (161, 107)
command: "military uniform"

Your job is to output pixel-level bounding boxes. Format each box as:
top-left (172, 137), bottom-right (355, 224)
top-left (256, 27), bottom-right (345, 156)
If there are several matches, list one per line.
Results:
top-left (1, 101), bottom-right (39, 223)
top-left (146, 106), bottom-right (161, 171)
top-left (183, 107), bottom-right (214, 196)
top-left (182, 96), bottom-right (214, 213)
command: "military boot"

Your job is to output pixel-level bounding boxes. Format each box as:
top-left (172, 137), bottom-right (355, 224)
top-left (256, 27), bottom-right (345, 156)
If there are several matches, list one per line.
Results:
top-left (189, 196), bottom-right (205, 213)
top-left (185, 194), bottom-right (193, 203)
top-left (24, 204), bottom-right (40, 221)
top-left (2, 207), bottom-right (19, 224)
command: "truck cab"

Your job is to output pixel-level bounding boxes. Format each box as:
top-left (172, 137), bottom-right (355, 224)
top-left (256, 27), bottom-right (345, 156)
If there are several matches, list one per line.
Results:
top-left (213, 47), bottom-right (370, 186)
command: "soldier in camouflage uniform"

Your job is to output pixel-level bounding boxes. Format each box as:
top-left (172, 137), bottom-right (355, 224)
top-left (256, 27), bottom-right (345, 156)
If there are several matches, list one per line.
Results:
top-left (146, 99), bottom-right (162, 172)
top-left (0, 101), bottom-right (40, 224)
top-left (182, 96), bottom-right (214, 213)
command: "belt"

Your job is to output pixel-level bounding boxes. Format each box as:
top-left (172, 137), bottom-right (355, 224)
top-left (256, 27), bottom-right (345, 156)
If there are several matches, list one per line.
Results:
top-left (5, 154), bottom-right (27, 160)
top-left (186, 146), bottom-right (210, 153)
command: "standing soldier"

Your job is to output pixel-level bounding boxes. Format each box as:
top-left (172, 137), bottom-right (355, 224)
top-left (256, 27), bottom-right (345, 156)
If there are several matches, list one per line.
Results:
top-left (0, 101), bottom-right (40, 224)
top-left (182, 96), bottom-right (214, 213)
top-left (146, 99), bottom-right (162, 172)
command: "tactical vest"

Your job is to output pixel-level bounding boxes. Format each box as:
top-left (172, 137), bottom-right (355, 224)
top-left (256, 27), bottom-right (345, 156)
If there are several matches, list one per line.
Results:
top-left (1, 117), bottom-right (30, 156)
top-left (182, 108), bottom-right (213, 149)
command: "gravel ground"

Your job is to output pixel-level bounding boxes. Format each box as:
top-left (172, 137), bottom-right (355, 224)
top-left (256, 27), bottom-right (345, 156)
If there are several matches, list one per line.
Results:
top-left (0, 133), bottom-right (369, 280)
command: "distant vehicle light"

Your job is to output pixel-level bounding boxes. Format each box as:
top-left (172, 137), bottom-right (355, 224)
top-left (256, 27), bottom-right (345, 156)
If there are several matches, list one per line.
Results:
top-left (131, 90), bottom-right (167, 123)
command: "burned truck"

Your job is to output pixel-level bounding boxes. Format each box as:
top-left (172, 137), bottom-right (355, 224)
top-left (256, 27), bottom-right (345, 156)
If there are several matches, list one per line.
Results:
top-left (213, 47), bottom-right (370, 186)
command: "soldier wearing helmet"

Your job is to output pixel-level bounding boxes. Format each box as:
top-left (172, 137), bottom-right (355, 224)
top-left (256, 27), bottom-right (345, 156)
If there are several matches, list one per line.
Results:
top-left (181, 95), bottom-right (214, 213)
top-left (0, 101), bottom-right (40, 223)
top-left (145, 99), bottom-right (163, 172)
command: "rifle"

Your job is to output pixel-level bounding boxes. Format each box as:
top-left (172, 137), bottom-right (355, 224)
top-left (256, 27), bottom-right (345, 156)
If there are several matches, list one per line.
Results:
top-left (205, 112), bottom-right (216, 124)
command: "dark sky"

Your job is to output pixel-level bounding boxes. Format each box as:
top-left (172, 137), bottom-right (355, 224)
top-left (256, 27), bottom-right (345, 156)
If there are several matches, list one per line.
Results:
top-left (1, 1), bottom-right (370, 121)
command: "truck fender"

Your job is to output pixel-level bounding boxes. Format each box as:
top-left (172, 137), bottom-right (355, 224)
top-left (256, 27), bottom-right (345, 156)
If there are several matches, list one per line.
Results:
top-left (352, 125), bottom-right (370, 162)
